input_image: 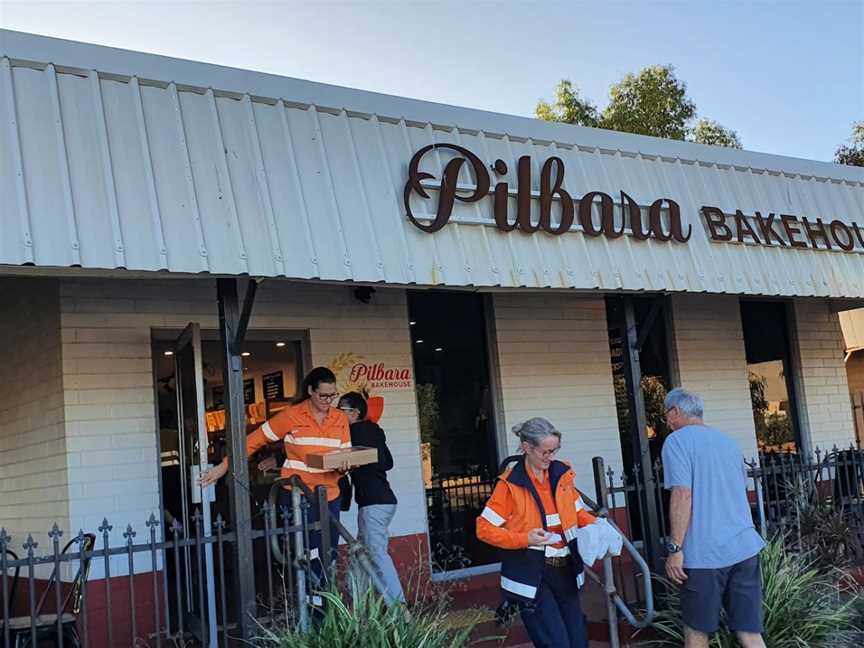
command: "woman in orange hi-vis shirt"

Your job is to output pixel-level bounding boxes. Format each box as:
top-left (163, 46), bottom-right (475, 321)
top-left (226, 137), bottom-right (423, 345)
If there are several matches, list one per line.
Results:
top-left (199, 366), bottom-right (350, 575)
top-left (476, 418), bottom-right (597, 648)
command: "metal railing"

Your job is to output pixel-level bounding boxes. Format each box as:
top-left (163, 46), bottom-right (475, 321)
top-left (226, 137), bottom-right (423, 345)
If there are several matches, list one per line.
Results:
top-left (0, 476), bottom-right (384, 648)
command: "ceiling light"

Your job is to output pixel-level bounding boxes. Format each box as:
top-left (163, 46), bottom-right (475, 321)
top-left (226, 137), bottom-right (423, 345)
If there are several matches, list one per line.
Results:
top-left (241, 352), bottom-right (251, 357)
top-left (434, 347), bottom-right (444, 352)
top-left (415, 339), bottom-right (424, 344)
top-left (275, 342), bottom-right (286, 347)
top-left (163, 350), bottom-right (174, 356)
top-left (409, 321), bottom-right (416, 326)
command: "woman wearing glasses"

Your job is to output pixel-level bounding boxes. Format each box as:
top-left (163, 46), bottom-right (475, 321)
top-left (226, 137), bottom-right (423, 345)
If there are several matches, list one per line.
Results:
top-left (476, 418), bottom-right (597, 648)
top-left (337, 392), bottom-right (405, 605)
top-left (200, 366), bottom-right (350, 575)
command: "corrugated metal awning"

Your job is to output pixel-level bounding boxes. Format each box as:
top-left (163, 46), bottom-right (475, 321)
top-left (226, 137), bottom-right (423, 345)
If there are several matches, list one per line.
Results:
top-left (2, 30), bottom-right (863, 297)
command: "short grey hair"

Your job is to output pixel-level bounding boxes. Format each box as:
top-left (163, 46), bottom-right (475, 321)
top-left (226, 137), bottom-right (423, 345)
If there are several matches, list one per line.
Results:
top-left (512, 417), bottom-right (561, 446)
top-left (664, 387), bottom-right (704, 419)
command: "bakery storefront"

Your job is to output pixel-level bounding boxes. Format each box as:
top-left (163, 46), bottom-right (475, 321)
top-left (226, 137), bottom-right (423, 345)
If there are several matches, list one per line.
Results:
top-left (1, 30), bottom-right (863, 644)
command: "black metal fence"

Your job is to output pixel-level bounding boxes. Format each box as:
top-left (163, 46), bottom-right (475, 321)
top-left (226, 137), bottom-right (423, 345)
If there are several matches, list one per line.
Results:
top-left (597, 445), bottom-right (864, 604)
top-left (0, 481), bottom-right (358, 648)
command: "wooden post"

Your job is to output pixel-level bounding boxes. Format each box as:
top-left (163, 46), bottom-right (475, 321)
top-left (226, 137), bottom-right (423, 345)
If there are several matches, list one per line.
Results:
top-left (217, 279), bottom-right (256, 638)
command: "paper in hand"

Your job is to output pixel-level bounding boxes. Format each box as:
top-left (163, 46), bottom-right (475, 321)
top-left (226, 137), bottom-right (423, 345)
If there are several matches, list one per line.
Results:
top-left (544, 532), bottom-right (562, 544)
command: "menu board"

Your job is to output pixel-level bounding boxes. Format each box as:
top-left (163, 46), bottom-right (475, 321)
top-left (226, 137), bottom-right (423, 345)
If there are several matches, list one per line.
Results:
top-left (243, 378), bottom-right (255, 404)
top-left (263, 371), bottom-right (284, 401)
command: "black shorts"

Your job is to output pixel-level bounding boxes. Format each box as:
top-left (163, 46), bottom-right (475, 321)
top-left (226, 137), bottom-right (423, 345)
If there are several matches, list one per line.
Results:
top-left (681, 554), bottom-right (763, 634)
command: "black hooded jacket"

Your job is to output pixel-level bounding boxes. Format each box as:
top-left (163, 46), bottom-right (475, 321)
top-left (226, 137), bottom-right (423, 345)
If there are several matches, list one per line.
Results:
top-left (349, 420), bottom-right (397, 507)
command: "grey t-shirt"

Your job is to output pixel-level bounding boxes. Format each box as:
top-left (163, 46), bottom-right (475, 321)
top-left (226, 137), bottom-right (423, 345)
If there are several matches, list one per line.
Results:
top-left (662, 424), bottom-right (765, 568)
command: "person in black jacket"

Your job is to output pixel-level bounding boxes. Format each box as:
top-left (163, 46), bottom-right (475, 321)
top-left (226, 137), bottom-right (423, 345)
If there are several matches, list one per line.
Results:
top-left (337, 392), bottom-right (405, 605)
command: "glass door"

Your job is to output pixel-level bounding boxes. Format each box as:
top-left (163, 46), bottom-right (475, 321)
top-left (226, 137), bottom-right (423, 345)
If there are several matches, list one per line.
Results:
top-left (174, 323), bottom-right (218, 647)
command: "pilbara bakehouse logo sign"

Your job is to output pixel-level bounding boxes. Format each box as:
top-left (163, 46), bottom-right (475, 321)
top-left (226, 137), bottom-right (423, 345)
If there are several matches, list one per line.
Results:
top-left (327, 353), bottom-right (414, 393)
top-left (403, 143), bottom-right (864, 254)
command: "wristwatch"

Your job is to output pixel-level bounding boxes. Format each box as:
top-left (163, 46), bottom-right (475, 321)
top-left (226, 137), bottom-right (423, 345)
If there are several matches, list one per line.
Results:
top-left (666, 541), bottom-right (682, 554)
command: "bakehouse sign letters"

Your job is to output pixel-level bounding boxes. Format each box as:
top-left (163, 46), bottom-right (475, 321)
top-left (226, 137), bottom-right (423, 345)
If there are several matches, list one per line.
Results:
top-left (403, 143), bottom-right (864, 254)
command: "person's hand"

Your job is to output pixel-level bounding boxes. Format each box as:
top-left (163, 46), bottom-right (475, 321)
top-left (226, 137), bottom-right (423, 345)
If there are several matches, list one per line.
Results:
top-left (257, 456), bottom-right (278, 473)
top-left (199, 460), bottom-right (228, 488)
top-left (336, 460), bottom-right (351, 474)
top-left (665, 551), bottom-right (687, 585)
top-left (527, 528), bottom-right (557, 546)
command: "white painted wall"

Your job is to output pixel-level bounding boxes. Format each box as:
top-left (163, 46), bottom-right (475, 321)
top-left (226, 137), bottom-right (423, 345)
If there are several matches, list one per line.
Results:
top-left (792, 299), bottom-right (857, 451)
top-left (492, 293), bottom-right (623, 496)
top-left (670, 294), bottom-right (759, 460)
top-left (0, 278), bottom-right (69, 556)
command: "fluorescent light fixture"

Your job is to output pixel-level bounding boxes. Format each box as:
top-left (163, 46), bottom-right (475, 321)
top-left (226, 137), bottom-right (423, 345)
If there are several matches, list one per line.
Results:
top-left (163, 350), bottom-right (174, 356)
top-left (434, 347), bottom-right (444, 352)
top-left (409, 321), bottom-right (417, 325)
top-left (241, 351), bottom-right (251, 357)
top-left (275, 342), bottom-right (286, 347)
top-left (416, 339), bottom-right (424, 344)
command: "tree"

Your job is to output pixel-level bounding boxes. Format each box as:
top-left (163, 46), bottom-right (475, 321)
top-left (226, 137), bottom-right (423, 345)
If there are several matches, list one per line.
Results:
top-left (535, 64), bottom-right (743, 147)
top-left (534, 79), bottom-right (599, 127)
top-left (600, 65), bottom-right (695, 140)
top-left (692, 118), bottom-right (742, 149)
top-left (834, 122), bottom-right (864, 167)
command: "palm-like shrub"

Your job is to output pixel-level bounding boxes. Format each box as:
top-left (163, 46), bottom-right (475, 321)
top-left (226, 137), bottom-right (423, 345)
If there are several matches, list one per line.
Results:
top-left (640, 537), bottom-right (862, 647)
top-left (255, 578), bottom-right (484, 648)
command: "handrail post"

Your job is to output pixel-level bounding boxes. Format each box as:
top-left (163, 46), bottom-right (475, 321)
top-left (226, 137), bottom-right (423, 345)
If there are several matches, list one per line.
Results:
top-left (292, 488), bottom-right (309, 632)
top-left (594, 456), bottom-right (621, 648)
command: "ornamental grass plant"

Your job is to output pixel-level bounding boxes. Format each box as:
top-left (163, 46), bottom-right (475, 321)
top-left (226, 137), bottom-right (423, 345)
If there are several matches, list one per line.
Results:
top-left (639, 537), bottom-right (863, 647)
top-left (254, 578), bottom-right (483, 648)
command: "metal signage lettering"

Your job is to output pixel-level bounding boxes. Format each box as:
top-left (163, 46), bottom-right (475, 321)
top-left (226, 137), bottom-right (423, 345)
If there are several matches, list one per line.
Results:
top-left (403, 143), bottom-right (691, 243)
top-left (701, 206), bottom-right (864, 253)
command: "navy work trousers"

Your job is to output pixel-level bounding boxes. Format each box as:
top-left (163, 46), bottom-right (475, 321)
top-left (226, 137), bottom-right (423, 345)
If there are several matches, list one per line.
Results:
top-left (519, 565), bottom-right (589, 648)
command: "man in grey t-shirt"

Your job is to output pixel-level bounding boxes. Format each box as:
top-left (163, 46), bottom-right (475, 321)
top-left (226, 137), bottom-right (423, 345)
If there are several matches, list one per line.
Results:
top-left (661, 387), bottom-right (766, 648)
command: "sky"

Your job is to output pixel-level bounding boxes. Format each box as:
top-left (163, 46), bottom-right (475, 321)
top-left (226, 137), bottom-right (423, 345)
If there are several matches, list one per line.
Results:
top-left (1, 0), bottom-right (862, 163)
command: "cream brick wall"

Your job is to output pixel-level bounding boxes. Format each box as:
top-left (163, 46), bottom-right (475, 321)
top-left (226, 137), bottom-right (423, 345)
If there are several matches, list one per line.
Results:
top-left (0, 278), bottom-right (69, 554)
top-left (791, 299), bottom-right (856, 451)
top-left (58, 278), bottom-right (425, 559)
top-left (670, 294), bottom-right (759, 460)
top-left (492, 294), bottom-right (623, 496)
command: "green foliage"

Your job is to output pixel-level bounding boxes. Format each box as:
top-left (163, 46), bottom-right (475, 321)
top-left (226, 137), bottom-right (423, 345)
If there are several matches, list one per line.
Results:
top-left (600, 65), bottom-right (695, 140)
top-left (415, 383), bottom-right (440, 446)
top-left (255, 580), bottom-right (484, 648)
top-left (640, 537), bottom-right (862, 647)
top-left (535, 65), bottom-right (741, 147)
top-left (748, 372), bottom-right (794, 448)
top-left (534, 79), bottom-right (600, 127)
top-left (835, 122), bottom-right (864, 167)
top-left (692, 118), bottom-right (742, 149)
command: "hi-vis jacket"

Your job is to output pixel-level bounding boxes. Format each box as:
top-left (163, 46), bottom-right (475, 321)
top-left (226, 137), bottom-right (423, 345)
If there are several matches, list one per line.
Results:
top-left (476, 458), bottom-right (596, 601)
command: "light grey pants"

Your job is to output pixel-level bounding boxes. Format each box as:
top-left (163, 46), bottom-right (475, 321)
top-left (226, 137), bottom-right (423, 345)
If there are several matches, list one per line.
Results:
top-left (357, 504), bottom-right (406, 605)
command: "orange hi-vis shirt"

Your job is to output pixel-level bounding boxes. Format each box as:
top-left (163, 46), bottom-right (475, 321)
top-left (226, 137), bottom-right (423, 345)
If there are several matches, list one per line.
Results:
top-left (246, 400), bottom-right (351, 501)
top-left (527, 469), bottom-right (569, 557)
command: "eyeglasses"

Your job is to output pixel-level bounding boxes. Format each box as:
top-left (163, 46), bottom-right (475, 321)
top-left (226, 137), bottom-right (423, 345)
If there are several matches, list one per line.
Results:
top-left (665, 406), bottom-right (676, 415)
top-left (338, 406), bottom-right (358, 412)
top-left (315, 391), bottom-right (339, 401)
top-left (532, 446), bottom-right (561, 459)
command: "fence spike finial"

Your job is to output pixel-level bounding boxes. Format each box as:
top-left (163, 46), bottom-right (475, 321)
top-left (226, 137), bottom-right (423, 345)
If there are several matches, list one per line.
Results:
top-left (99, 518), bottom-right (113, 534)
top-left (0, 527), bottom-right (10, 546)
top-left (146, 512), bottom-right (159, 529)
top-left (23, 534), bottom-right (38, 552)
top-left (49, 523), bottom-right (63, 541)
top-left (215, 513), bottom-right (226, 530)
top-left (124, 524), bottom-right (137, 542)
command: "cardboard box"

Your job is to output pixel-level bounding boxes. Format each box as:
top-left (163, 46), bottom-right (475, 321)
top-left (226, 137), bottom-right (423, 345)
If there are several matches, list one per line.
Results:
top-left (306, 446), bottom-right (378, 470)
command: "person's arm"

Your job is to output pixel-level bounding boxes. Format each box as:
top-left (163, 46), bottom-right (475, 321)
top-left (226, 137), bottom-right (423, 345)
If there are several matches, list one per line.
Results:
top-left (476, 481), bottom-right (552, 549)
top-left (661, 435), bottom-right (692, 585)
top-left (574, 490), bottom-right (597, 527)
top-left (666, 486), bottom-right (691, 585)
top-left (199, 411), bottom-right (292, 486)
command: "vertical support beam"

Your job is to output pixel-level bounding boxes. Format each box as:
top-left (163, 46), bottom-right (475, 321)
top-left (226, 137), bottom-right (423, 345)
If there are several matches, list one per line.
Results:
top-left (623, 296), bottom-right (663, 573)
top-left (217, 279), bottom-right (256, 638)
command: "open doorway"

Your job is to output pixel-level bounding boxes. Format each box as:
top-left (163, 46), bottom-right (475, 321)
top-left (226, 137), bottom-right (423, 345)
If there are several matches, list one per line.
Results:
top-left (150, 329), bottom-right (307, 634)
top-left (408, 291), bottom-right (501, 574)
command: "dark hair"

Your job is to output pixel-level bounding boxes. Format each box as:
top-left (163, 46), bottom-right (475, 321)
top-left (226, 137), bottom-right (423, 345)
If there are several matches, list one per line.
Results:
top-left (295, 366), bottom-right (337, 404)
top-left (338, 391), bottom-right (368, 419)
